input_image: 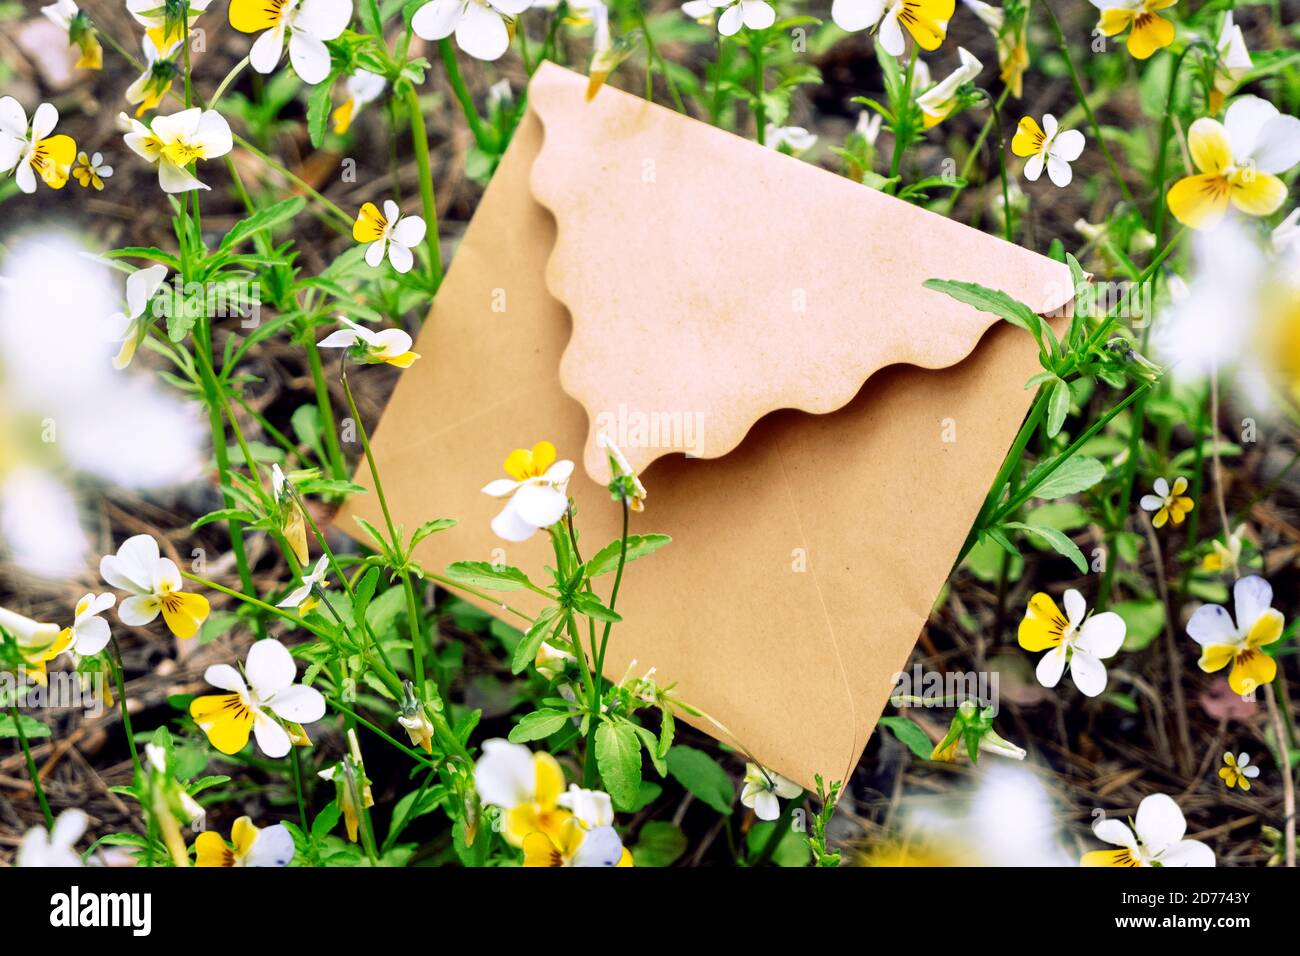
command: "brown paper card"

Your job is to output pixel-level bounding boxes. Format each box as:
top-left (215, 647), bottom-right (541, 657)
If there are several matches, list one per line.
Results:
top-left (339, 62), bottom-right (1073, 790)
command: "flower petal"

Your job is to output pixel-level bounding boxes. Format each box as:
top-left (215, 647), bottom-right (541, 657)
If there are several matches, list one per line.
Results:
top-left (247, 638), bottom-right (297, 696)
top-left (1134, 793), bottom-right (1186, 851)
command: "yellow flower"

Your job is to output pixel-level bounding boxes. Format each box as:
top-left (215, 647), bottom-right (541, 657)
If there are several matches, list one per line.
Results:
top-left (331, 70), bottom-right (385, 134)
top-left (474, 739), bottom-right (573, 847)
top-left (100, 534), bottom-right (210, 639)
top-left (1139, 475), bottom-right (1194, 528)
top-left (1187, 576), bottom-right (1284, 695)
top-left (481, 441), bottom-right (574, 542)
top-left (351, 200), bottom-right (427, 274)
top-left (195, 816), bottom-right (295, 866)
top-left (829, 0), bottom-right (955, 57)
top-left (1081, 793), bottom-right (1214, 866)
top-left (0, 606), bottom-right (71, 685)
top-left (71, 151), bottom-right (112, 190)
top-left (319, 729), bottom-right (374, 843)
top-left (1166, 97), bottom-right (1300, 231)
top-left (0, 99), bottom-right (76, 193)
top-left (1218, 751), bottom-right (1259, 791)
top-left (317, 315), bottom-right (420, 367)
top-left (522, 817), bottom-right (633, 867)
top-left (962, 0), bottom-right (1028, 98)
top-left (1092, 0), bottom-right (1177, 61)
top-left (1201, 525), bottom-right (1244, 574)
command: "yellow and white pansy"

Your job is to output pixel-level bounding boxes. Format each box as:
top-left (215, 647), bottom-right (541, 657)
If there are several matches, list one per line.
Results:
top-left (107, 263), bottom-right (168, 370)
top-left (522, 817), bottom-right (632, 867)
top-left (740, 762), bottom-right (802, 820)
top-left (0, 99), bottom-right (76, 193)
top-left (1202, 524), bottom-right (1245, 575)
top-left (123, 107), bottom-right (233, 194)
top-left (682, 0), bottom-right (775, 36)
top-left (41, 0), bottom-right (103, 70)
top-left (1017, 589), bottom-right (1126, 697)
top-left (230, 0), bottom-right (352, 85)
top-left (331, 69), bottom-right (386, 134)
top-left (1082, 793), bottom-right (1214, 867)
top-left (189, 637), bottom-right (327, 757)
top-left (0, 605), bottom-right (70, 685)
top-left (1210, 11), bottom-right (1251, 115)
top-left (1139, 475), bottom-right (1194, 528)
top-left (317, 315), bottom-right (420, 368)
top-left (125, 35), bottom-right (182, 117)
top-left (473, 739), bottom-right (572, 847)
top-left (195, 817), bottom-right (295, 866)
top-left (1011, 113), bottom-right (1085, 187)
top-left (72, 150), bottom-right (112, 190)
top-left (830, 0), bottom-right (954, 58)
top-left (62, 593), bottom-right (115, 657)
top-left (1187, 575), bottom-right (1284, 696)
top-left (271, 463), bottom-right (309, 565)
top-left (17, 809), bottom-right (89, 867)
top-left (598, 432), bottom-right (647, 512)
top-left (279, 554), bottom-right (329, 609)
top-left (127, 0), bottom-right (213, 51)
top-left (1167, 96), bottom-right (1300, 231)
top-left (962, 0), bottom-right (1027, 98)
top-left (1090, 0), bottom-right (1177, 61)
top-left (100, 533), bottom-right (210, 639)
top-left (411, 0), bottom-right (533, 62)
top-left (352, 200), bottom-right (427, 274)
top-left (915, 46), bottom-right (981, 129)
top-left (481, 440), bottom-right (574, 542)
top-left (1219, 751), bottom-right (1259, 791)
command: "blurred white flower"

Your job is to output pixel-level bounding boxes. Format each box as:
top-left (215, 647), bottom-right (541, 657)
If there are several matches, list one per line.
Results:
top-left (765, 125), bottom-right (817, 152)
top-left (18, 809), bottom-right (89, 867)
top-left (1083, 793), bottom-right (1214, 867)
top-left (332, 69), bottom-right (385, 134)
top-left (412, 0), bottom-right (532, 62)
top-left (739, 762), bottom-right (801, 820)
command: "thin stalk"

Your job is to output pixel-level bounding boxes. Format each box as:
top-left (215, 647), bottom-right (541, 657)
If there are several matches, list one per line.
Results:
top-left (751, 797), bottom-right (798, 867)
top-left (231, 133), bottom-right (354, 230)
top-left (889, 48), bottom-right (919, 183)
top-left (305, 338), bottom-right (348, 479)
top-left (402, 83), bottom-right (444, 289)
top-left (11, 707), bottom-right (54, 829)
top-left (1265, 683), bottom-right (1296, 867)
top-left (943, 87), bottom-right (1011, 215)
top-left (290, 747), bottom-right (309, 832)
top-left (109, 637), bottom-right (142, 777)
top-left (438, 39), bottom-right (492, 149)
top-left (633, 1), bottom-right (685, 112)
top-left (752, 37), bottom-right (766, 145)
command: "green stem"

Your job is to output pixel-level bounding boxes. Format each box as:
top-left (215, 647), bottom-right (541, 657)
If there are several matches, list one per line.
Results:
top-left (752, 37), bottom-right (766, 145)
top-left (401, 83), bottom-right (444, 290)
top-left (231, 133), bottom-right (354, 231)
top-left (109, 637), bottom-right (142, 778)
top-left (207, 56), bottom-right (250, 111)
top-left (751, 797), bottom-right (798, 867)
top-left (944, 87), bottom-right (1011, 215)
top-left (633, 1), bottom-right (685, 112)
top-left (11, 706), bottom-right (54, 829)
top-left (305, 338), bottom-right (348, 480)
top-left (290, 746), bottom-right (309, 832)
top-left (438, 39), bottom-right (493, 150)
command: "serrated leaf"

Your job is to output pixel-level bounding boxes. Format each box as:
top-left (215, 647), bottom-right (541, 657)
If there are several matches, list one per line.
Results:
top-left (584, 534), bottom-right (671, 578)
top-left (631, 821), bottom-right (687, 867)
top-left (220, 197), bottom-right (307, 251)
top-left (507, 708), bottom-right (572, 743)
top-left (409, 518), bottom-right (456, 550)
top-left (511, 605), bottom-right (562, 674)
top-left (571, 590), bottom-right (621, 623)
top-left (595, 721), bottom-right (642, 810)
top-left (444, 560), bottom-right (535, 592)
top-left (922, 278), bottom-right (1042, 337)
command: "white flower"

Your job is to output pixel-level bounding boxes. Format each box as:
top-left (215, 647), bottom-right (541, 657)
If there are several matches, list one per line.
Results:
top-left (855, 110), bottom-right (882, 145)
top-left (915, 46), bottom-right (981, 129)
top-left (332, 69), bottom-right (385, 134)
top-left (42, 0), bottom-right (102, 69)
top-left (107, 264), bottom-right (168, 370)
top-left (67, 593), bottom-right (115, 656)
top-left (1273, 208), bottom-right (1300, 259)
top-left (961, 0), bottom-right (1002, 32)
top-left (128, 0), bottom-right (213, 50)
top-left (685, 0), bottom-right (775, 35)
top-left (123, 107), bottom-right (233, 194)
top-left (1012, 113), bottom-right (1085, 187)
top-left (557, 784), bottom-right (616, 827)
top-left (481, 440), bottom-right (574, 542)
top-left (279, 554), bottom-right (329, 608)
top-left (830, 0), bottom-right (952, 57)
top-left (0, 99), bottom-right (76, 193)
top-left (1017, 589), bottom-right (1125, 698)
top-left (1211, 11), bottom-right (1251, 110)
top-left (1187, 575), bottom-right (1284, 696)
top-left (317, 315), bottom-right (420, 368)
top-left (195, 816), bottom-right (295, 866)
top-left (125, 35), bottom-right (182, 117)
top-left (411, 0), bottom-right (532, 62)
top-left (100, 533), bottom-right (211, 639)
top-left (190, 638), bottom-right (327, 757)
top-left (766, 125), bottom-right (817, 152)
top-left (487, 78), bottom-right (513, 109)
top-left (1083, 793), bottom-right (1215, 867)
top-left (352, 199), bottom-right (427, 274)
top-left (598, 431), bottom-right (646, 511)
top-left (230, 0), bottom-right (352, 84)
top-left (17, 809), bottom-right (88, 867)
top-left (740, 762), bottom-right (801, 820)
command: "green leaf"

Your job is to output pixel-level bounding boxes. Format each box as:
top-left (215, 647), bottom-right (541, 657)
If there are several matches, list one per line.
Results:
top-left (507, 708), bottom-right (572, 743)
top-left (307, 75), bottom-right (333, 149)
top-left (631, 821), bottom-right (687, 867)
top-left (409, 518), bottom-right (456, 550)
top-left (0, 714), bottom-right (51, 738)
top-left (571, 590), bottom-right (621, 623)
top-left (922, 278), bottom-right (1042, 338)
top-left (1002, 521), bottom-right (1088, 573)
top-left (220, 197), bottom-right (307, 251)
top-left (665, 745), bottom-right (734, 814)
top-left (511, 605), bottom-right (562, 675)
top-left (444, 561), bottom-right (535, 592)
top-left (352, 515), bottom-right (392, 556)
top-left (632, 723), bottom-right (667, 777)
top-left (1024, 502), bottom-right (1091, 532)
top-left (1029, 455), bottom-right (1107, 500)
top-left (1046, 377), bottom-right (1070, 438)
top-left (1114, 599), bottom-right (1166, 652)
top-left (878, 715), bottom-right (932, 759)
top-left (352, 567), bottom-right (380, 629)
top-left (311, 804), bottom-right (341, 842)
top-left (191, 508), bottom-right (257, 530)
top-left (584, 534), bottom-right (672, 578)
top-left (746, 821), bottom-right (812, 867)
top-left (595, 721), bottom-right (642, 810)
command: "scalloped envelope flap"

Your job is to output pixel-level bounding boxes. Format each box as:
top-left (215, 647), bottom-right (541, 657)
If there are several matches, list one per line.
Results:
top-left (527, 61), bottom-right (1073, 482)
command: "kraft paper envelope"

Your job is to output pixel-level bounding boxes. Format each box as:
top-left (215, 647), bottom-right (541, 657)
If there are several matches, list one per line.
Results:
top-left (340, 61), bottom-right (1074, 791)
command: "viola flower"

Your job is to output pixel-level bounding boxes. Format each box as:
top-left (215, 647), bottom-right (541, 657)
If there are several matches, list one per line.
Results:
top-left (1082, 793), bottom-right (1214, 867)
top-left (481, 440), bottom-right (574, 542)
top-left (271, 463), bottom-right (309, 566)
top-left (1187, 575), bottom-right (1284, 696)
top-left (765, 125), bottom-right (817, 153)
top-left (522, 817), bottom-right (632, 867)
top-left (411, 0), bottom-right (532, 62)
top-left (0, 605), bottom-right (70, 685)
top-left (41, 0), bottom-right (103, 70)
top-left (279, 554), bottom-right (329, 609)
top-left (319, 730), bottom-right (374, 842)
top-left (123, 107), bottom-right (233, 194)
top-left (1090, 0), bottom-right (1177, 61)
top-left (128, 0), bottom-right (213, 51)
top-left (599, 433), bottom-right (646, 512)
top-left (195, 817), bottom-right (295, 867)
top-left (557, 784), bottom-right (616, 828)
top-left (1219, 751), bottom-right (1260, 792)
top-left (1166, 96), bottom-right (1300, 231)
top-left (352, 200), bottom-right (427, 274)
top-left (830, 0), bottom-right (955, 58)
top-left (398, 705), bottom-right (435, 754)
top-left (317, 315), bottom-right (420, 368)
top-left (100, 534), bottom-right (210, 639)
top-left (1011, 113), bottom-right (1085, 187)
top-left (685, 0), bottom-right (775, 36)
top-left (1202, 525), bottom-right (1245, 575)
top-left (71, 150), bottom-right (112, 190)
top-left (963, 0), bottom-right (1027, 98)
top-left (229, 0), bottom-right (352, 85)
top-left (1139, 475), bottom-right (1194, 528)
top-left (534, 640), bottom-right (574, 680)
top-left (474, 739), bottom-right (572, 847)
top-left (1017, 589), bottom-right (1126, 698)
top-left (107, 264), bottom-right (168, 370)
top-left (915, 46), bottom-right (981, 129)
top-left (189, 638), bottom-right (327, 757)
top-left (740, 762), bottom-right (801, 820)
top-left (331, 69), bottom-right (385, 134)
top-left (17, 809), bottom-right (89, 867)
top-left (125, 35), bottom-right (181, 117)
top-left (62, 593), bottom-right (115, 657)
top-left (1210, 11), bottom-right (1251, 115)
top-left (0, 99), bottom-right (76, 193)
